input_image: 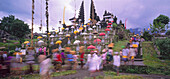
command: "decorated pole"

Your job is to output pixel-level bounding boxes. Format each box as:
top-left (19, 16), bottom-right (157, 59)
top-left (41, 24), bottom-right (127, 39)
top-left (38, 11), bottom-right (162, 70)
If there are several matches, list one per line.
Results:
top-left (46, 0), bottom-right (50, 55)
top-left (31, 0), bottom-right (34, 47)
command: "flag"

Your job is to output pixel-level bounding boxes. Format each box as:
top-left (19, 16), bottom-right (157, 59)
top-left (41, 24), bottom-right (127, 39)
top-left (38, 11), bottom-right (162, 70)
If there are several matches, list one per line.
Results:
top-left (125, 19), bottom-right (127, 29)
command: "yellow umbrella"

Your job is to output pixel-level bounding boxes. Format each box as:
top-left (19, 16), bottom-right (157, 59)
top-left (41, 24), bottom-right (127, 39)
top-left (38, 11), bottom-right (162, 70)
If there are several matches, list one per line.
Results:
top-left (74, 30), bottom-right (79, 34)
top-left (66, 34), bottom-right (71, 37)
top-left (55, 40), bottom-right (62, 44)
top-left (37, 36), bottom-right (42, 39)
top-left (62, 28), bottom-right (65, 30)
top-left (88, 18), bottom-right (91, 21)
top-left (48, 33), bottom-right (51, 35)
top-left (24, 41), bottom-right (29, 44)
top-left (87, 23), bottom-right (90, 26)
top-left (79, 27), bottom-right (83, 31)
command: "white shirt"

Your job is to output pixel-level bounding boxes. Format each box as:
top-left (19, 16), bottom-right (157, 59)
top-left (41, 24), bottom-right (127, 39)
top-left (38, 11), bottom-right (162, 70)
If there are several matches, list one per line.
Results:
top-left (113, 55), bottom-right (120, 67)
top-left (16, 53), bottom-right (20, 59)
top-left (3, 54), bottom-right (7, 58)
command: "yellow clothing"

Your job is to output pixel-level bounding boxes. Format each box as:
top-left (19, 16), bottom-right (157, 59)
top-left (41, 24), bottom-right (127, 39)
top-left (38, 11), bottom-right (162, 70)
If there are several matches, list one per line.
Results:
top-left (131, 56), bottom-right (134, 60)
top-left (122, 56), bottom-right (128, 58)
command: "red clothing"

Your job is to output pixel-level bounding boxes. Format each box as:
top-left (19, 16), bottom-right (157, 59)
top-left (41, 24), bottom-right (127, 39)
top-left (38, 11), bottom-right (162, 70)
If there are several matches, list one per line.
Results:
top-left (80, 52), bottom-right (85, 61)
top-left (55, 54), bottom-right (62, 63)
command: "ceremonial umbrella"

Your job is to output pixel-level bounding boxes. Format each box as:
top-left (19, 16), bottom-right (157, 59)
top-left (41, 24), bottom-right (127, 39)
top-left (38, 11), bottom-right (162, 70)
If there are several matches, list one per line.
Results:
top-left (87, 45), bottom-right (96, 49)
top-left (73, 40), bottom-right (80, 45)
top-left (24, 41), bottom-right (29, 44)
top-left (94, 38), bottom-right (101, 43)
top-left (56, 40), bottom-right (62, 51)
top-left (105, 28), bottom-right (111, 31)
top-left (99, 32), bottom-right (105, 36)
top-left (107, 26), bottom-right (111, 28)
top-left (37, 36), bottom-right (42, 39)
top-left (73, 40), bottom-right (81, 54)
top-left (108, 23), bottom-right (112, 25)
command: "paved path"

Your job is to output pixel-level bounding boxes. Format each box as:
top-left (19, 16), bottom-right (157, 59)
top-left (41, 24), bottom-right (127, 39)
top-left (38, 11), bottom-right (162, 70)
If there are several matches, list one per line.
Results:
top-left (53, 69), bottom-right (104, 79)
top-left (120, 61), bottom-right (145, 66)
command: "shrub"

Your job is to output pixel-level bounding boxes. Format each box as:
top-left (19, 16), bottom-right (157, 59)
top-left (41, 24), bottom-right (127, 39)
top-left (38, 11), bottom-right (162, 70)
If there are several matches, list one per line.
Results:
top-left (165, 30), bottom-right (170, 36)
top-left (155, 38), bottom-right (170, 59)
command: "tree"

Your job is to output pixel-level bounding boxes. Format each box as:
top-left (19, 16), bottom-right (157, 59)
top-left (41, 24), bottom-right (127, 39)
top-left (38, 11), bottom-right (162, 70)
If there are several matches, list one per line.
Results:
top-left (150, 14), bottom-right (169, 33)
top-left (112, 23), bottom-right (117, 29)
top-left (141, 31), bottom-right (152, 41)
top-left (0, 15), bottom-right (31, 43)
top-left (153, 14), bottom-right (169, 25)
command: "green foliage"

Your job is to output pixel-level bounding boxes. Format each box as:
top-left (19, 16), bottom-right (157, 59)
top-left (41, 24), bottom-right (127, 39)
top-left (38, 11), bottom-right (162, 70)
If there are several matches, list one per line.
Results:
top-left (150, 21), bottom-right (165, 33)
top-left (113, 40), bottom-right (128, 52)
top-left (141, 41), bottom-right (170, 75)
top-left (141, 31), bottom-right (152, 41)
top-left (112, 23), bottom-right (117, 29)
top-left (84, 71), bottom-right (143, 79)
top-left (151, 14), bottom-right (169, 33)
top-left (0, 15), bottom-right (31, 43)
top-left (52, 70), bottom-right (76, 77)
top-left (155, 38), bottom-right (170, 59)
top-left (153, 14), bottom-right (169, 25)
top-left (4, 70), bottom-right (76, 79)
top-left (166, 30), bottom-right (170, 36)
top-left (104, 71), bottom-right (117, 76)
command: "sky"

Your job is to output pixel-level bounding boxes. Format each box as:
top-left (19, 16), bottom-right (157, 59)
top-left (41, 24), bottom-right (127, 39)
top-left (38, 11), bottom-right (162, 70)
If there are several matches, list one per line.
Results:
top-left (0, 0), bottom-right (170, 33)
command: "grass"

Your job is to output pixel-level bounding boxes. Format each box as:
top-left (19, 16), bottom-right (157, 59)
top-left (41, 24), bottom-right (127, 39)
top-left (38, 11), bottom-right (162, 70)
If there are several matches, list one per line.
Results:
top-left (3, 70), bottom-right (76, 79)
top-left (21, 65), bottom-right (39, 71)
top-left (142, 41), bottom-right (170, 68)
top-left (84, 71), bottom-right (144, 79)
top-left (0, 39), bottom-right (38, 51)
top-left (113, 40), bottom-right (128, 52)
top-left (142, 41), bottom-right (170, 75)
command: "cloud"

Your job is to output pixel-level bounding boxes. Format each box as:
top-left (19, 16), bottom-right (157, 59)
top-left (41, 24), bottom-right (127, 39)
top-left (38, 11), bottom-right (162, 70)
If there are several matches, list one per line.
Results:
top-left (0, 0), bottom-right (170, 32)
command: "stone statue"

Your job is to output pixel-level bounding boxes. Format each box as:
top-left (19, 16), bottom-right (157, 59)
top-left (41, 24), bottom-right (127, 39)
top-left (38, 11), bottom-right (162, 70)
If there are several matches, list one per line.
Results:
top-left (114, 16), bottom-right (117, 24)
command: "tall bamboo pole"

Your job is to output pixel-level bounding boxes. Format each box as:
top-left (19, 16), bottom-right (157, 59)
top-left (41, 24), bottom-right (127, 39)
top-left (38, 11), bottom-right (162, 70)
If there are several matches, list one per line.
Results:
top-left (31, 0), bottom-right (34, 47)
top-left (46, 0), bottom-right (49, 55)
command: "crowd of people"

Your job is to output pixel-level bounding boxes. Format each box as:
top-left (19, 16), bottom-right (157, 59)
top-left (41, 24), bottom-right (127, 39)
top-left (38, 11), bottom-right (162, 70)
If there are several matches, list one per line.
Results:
top-left (0, 35), bottom-right (141, 78)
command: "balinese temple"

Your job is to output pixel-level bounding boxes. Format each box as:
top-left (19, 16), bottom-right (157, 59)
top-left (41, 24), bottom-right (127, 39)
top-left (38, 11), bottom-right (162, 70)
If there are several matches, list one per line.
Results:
top-left (90, 0), bottom-right (100, 23)
top-left (77, 1), bottom-right (85, 24)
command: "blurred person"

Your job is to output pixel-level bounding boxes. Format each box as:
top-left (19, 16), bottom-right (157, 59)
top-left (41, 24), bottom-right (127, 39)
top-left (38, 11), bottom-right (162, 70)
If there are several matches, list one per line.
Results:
top-left (40, 55), bottom-right (52, 79)
top-left (101, 49), bottom-right (107, 67)
top-left (61, 48), bottom-right (66, 65)
top-left (52, 49), bottom-right (62, 72)
top-left (94, 49), bottom-right (102, 71)
top-left (72, 51), bottom-right (78, 70)
top-left (79, 46), bottom-right (85, 69)
top-left (67, 51), bottom-right (74, 70)
top-left (25, 47), bottom-right (35, 74)
top-left (122, 46), bottom-right (129, 65)
top-left (88, 51), bottom-right (97, 78)
top-left (3, 52), bottom-right (7, 60)
top-left (106, 48), bottom-right (113, 64)
top-left (113, 52), bottom-right (120, 76)
top-left (119, 50), bottom-right (122, 62)
top-left (16, 52), bottom-right (20, 63)
top-left (128, 45), bottom-right (137, 65)
top-left (15, 46), bottom-right (19, 51)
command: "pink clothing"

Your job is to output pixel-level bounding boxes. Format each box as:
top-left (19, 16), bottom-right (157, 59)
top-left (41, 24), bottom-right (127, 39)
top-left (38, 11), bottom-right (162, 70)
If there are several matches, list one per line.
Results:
top-left (73, 55), bottom-right (78, 61)
top-left (101, 53), bottom-right (107, 60)
top-left (43, 47), bottom-right (46, 55)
